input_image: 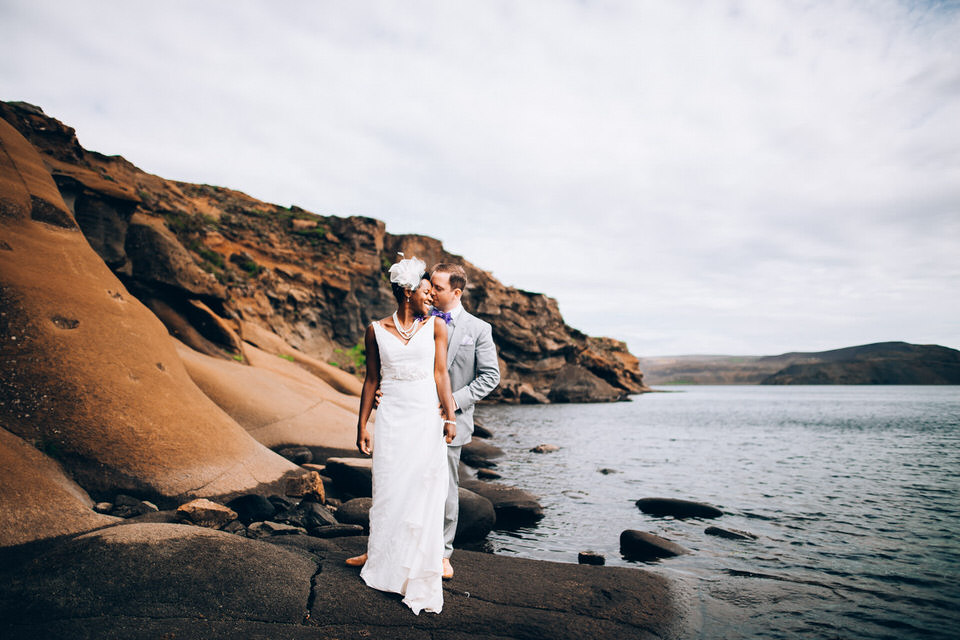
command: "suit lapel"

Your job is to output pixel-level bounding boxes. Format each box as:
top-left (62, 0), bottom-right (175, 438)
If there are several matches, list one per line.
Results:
top-left (446, 312), bottom-right (467, 369)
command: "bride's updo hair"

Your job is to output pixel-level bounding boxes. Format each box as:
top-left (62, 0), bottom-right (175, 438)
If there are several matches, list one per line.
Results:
top-left (391, 272), bottom-right (429, 305)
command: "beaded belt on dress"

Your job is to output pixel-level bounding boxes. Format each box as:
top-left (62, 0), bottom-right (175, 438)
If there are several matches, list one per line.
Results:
top-left (382, 366), bottom-right (431, 382)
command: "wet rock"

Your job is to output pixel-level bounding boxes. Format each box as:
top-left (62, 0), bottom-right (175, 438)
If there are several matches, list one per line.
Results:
top-left (477, 468), bottom-right (502, 480)
top-left (578, 551), bottom-right (605, 565)
top-left (620, 530), bottom-right (690, 561)
top-left (636, 497), bottom-right (723, 519)
top-left (705, 526), bottom-right (757, 541)
top-left (246, 521), bottom-right (306, 538)
top-left (336, 497), bottom-right (373, 528)
top-left (598, 468), bottom-right (618, 475)
top-left (461, 479), bottom-right (544, 528)
top-left (455, 488), bottom-right (496, 542)
top-left (324, 457), bottom-right (373, 498)
top-left (309, 524), bottom-right (364, 538)
top-left (461, 439), bottom-right (505, 468)
top-left (284, 470), bottom-right (325, 502)
top-left (175, 499), bottom-right (237, 529)
top-left (530, 443), bottom-right (559, 453)
top-left (226, 494), bottom-right (276, 525)
top-left (276, 446), bottom-right (313, 465)
top-left (473, 422), bottom-right (494, 439)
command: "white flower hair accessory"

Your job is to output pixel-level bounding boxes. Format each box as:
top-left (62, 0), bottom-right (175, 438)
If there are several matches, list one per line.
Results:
top-left (388, 252), bottom-right (426, 291)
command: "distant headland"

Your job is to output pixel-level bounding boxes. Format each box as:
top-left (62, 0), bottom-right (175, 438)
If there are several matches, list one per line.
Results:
top-left (639, 342), bottom-right (960, 385)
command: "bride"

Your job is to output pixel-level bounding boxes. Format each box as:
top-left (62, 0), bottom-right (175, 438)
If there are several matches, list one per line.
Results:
top-left (347, 254), bottom-right (457, 614)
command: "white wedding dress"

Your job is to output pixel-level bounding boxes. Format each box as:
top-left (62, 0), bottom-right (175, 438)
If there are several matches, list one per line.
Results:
top-left (360, 316), bottom-right (447, 614)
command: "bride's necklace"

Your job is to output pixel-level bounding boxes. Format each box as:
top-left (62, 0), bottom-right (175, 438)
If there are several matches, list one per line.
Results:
top-left (392, 311), bottom-right (421, 340)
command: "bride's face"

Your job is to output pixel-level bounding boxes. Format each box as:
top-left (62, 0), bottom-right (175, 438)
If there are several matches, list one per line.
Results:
top-left (408, 278), bottom-right (433, 315)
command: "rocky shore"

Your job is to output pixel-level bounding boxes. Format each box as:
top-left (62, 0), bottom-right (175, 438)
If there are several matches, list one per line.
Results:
top-left (0, 104), bottom-right (675, 638)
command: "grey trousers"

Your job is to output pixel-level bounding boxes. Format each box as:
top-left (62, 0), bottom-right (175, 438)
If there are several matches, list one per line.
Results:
top-left (443, 444), bottom-right (462, 558)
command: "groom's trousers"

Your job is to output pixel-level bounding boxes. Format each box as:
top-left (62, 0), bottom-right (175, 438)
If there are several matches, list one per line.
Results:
top-left (443, 444), bottom-right (462, 558)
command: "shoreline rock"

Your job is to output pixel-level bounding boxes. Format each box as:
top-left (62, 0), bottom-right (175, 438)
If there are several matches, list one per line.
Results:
top-left (0, 523), bottom-right (685, 639)
top-left (636, 497), bottom-right (723, 519)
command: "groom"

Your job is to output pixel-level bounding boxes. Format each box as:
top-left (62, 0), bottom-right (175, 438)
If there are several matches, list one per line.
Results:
top-left (429, 263), bottom-right (500, 579)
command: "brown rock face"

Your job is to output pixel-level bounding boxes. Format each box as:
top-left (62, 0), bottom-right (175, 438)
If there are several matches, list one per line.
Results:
top-left (0, 114), bottom-right (298, 506)
top-left (1, 101), bottom-right (647, 403)
top-left (0, 425), bottom-right (119, 546)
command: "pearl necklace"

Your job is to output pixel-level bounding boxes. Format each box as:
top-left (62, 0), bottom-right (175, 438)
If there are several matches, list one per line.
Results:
top-left (392, 311), bottom-right (421, 340)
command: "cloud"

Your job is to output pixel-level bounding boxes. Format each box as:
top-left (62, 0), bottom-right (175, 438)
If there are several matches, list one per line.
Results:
top-left (2, 0), bottom-right (958, 354)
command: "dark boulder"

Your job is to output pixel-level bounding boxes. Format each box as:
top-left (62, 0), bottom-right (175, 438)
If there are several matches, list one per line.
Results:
top-left (705, 526), bottom-right (757, 541)
top-left (461, 439), bottom-right (504, 469)
top-left (299, 499), bottom-right (339, 529)
top-left (620, 530), bottom-right (690, 561)
top-left (226, 494), bottom-right (276, 525)
top-left (323, 457), bottom-right (373, 498)
top-left (578, 551), bottom-right (605, 565)
top-left (461, 479), bottom-right (543, 528)
top-left (472, 421), bottom-right (494, 439)
top-left (477, 468), bottom-right (502, 480)
top-left (455, 488), bottom-right (496, 542)
top-left (636, 497), bottom-right (723, 519)
top-left (276, 446), bottom-right (313, 465)
top-left (336, 497), bottom-right (373, 529)
top-left (309, 524), bottom-right (364, 538)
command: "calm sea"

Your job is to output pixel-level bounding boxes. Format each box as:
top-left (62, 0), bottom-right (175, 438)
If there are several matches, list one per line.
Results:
top-left (476, 386), bottom-right (960, 639)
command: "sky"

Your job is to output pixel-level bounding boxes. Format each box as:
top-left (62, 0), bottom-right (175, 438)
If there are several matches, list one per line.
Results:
top-left (2, 0), bottom-right (958, 356)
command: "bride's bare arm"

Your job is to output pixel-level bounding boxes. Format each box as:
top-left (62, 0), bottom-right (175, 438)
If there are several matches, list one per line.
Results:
top-left (356, 324), bottom-right (381, 455)
top-left (434, 320), bottom-right (457, 443)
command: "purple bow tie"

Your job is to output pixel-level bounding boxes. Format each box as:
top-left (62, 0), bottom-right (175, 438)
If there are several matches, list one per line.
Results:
top-left (431, 309), bottom-right (453, 324)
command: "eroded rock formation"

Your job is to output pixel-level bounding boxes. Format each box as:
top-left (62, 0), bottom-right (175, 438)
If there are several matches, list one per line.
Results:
top-left (1, 100), bottom-right (647, 403)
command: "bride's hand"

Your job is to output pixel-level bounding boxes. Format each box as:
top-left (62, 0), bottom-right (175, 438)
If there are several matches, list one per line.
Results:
top-left (443, 420), bottom-right (456, 444)
top-left (357, 428), bottom-right (373, 455)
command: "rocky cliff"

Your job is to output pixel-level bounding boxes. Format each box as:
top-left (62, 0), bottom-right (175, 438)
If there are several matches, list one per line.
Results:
top-left (0, 101), bottom-right (646, 403)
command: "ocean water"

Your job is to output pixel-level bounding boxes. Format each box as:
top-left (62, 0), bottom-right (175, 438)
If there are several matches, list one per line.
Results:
top-left (476, 386), bottom-right (960, 639)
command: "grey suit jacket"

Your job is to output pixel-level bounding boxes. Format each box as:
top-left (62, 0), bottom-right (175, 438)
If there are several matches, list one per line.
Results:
top-left (444, 309), bottom-right (500, 446)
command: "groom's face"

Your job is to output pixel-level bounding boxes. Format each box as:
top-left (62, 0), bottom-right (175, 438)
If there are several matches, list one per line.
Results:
top-left (430, 272), bottom-right (461, 312)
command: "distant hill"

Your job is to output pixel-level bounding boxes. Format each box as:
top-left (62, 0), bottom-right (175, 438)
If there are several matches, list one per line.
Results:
top-left (639, 342), bottom-right (960, 385)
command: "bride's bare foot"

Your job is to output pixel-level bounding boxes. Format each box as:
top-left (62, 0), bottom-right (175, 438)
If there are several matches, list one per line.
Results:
top-left (345, 553), bottom-right (367, 567)
top-left (442, 557), bottom-right (454, 580)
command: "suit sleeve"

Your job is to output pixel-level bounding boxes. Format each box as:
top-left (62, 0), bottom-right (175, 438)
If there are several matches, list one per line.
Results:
top-left (452, 319), bottom-right (501, 412)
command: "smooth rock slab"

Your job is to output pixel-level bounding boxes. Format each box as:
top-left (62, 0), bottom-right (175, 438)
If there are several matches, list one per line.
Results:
top-left (636, 497), bottom-right (723, 519)
top-left (309, 524), bottom-right (364, 538)
top-left (461, 479), bottom-right (544, 528)
top-left (620, 530), bottom-right (690, 561)
top-left (0, 523), bottom-right (314, 630)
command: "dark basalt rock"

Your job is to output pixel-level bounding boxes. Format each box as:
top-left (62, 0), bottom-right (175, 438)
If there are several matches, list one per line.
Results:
top-left (309, 524), bottom-right (364, 538)
top-left (226, 494), bottom-right (276, 525)
top-left (460, 439), bottom-right (504, 469)
top-left (323, 457), bottom-right (373, 498)
top-left (276, 446), bottom-right (313, 465)
top-left (578, 551), bottom-right (606, 565)
top-left (455, 488), bottom-right (496, 543)
top-left (461, 479), bottom-right (544, 528)
top-left (620, 530), bottom-right (690, 561)
top-left (336, 497), bottom-right (372, 529)
top-left (636, 497), bottom-right (723, 519)
top-left (472, 422), bottom-right (494, 439)
top-left (705, 526), bottom-right (757, 541)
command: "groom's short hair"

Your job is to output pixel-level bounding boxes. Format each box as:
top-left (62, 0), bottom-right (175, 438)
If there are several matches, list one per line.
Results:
top-left (431, 263), bottom-right (467, 292)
